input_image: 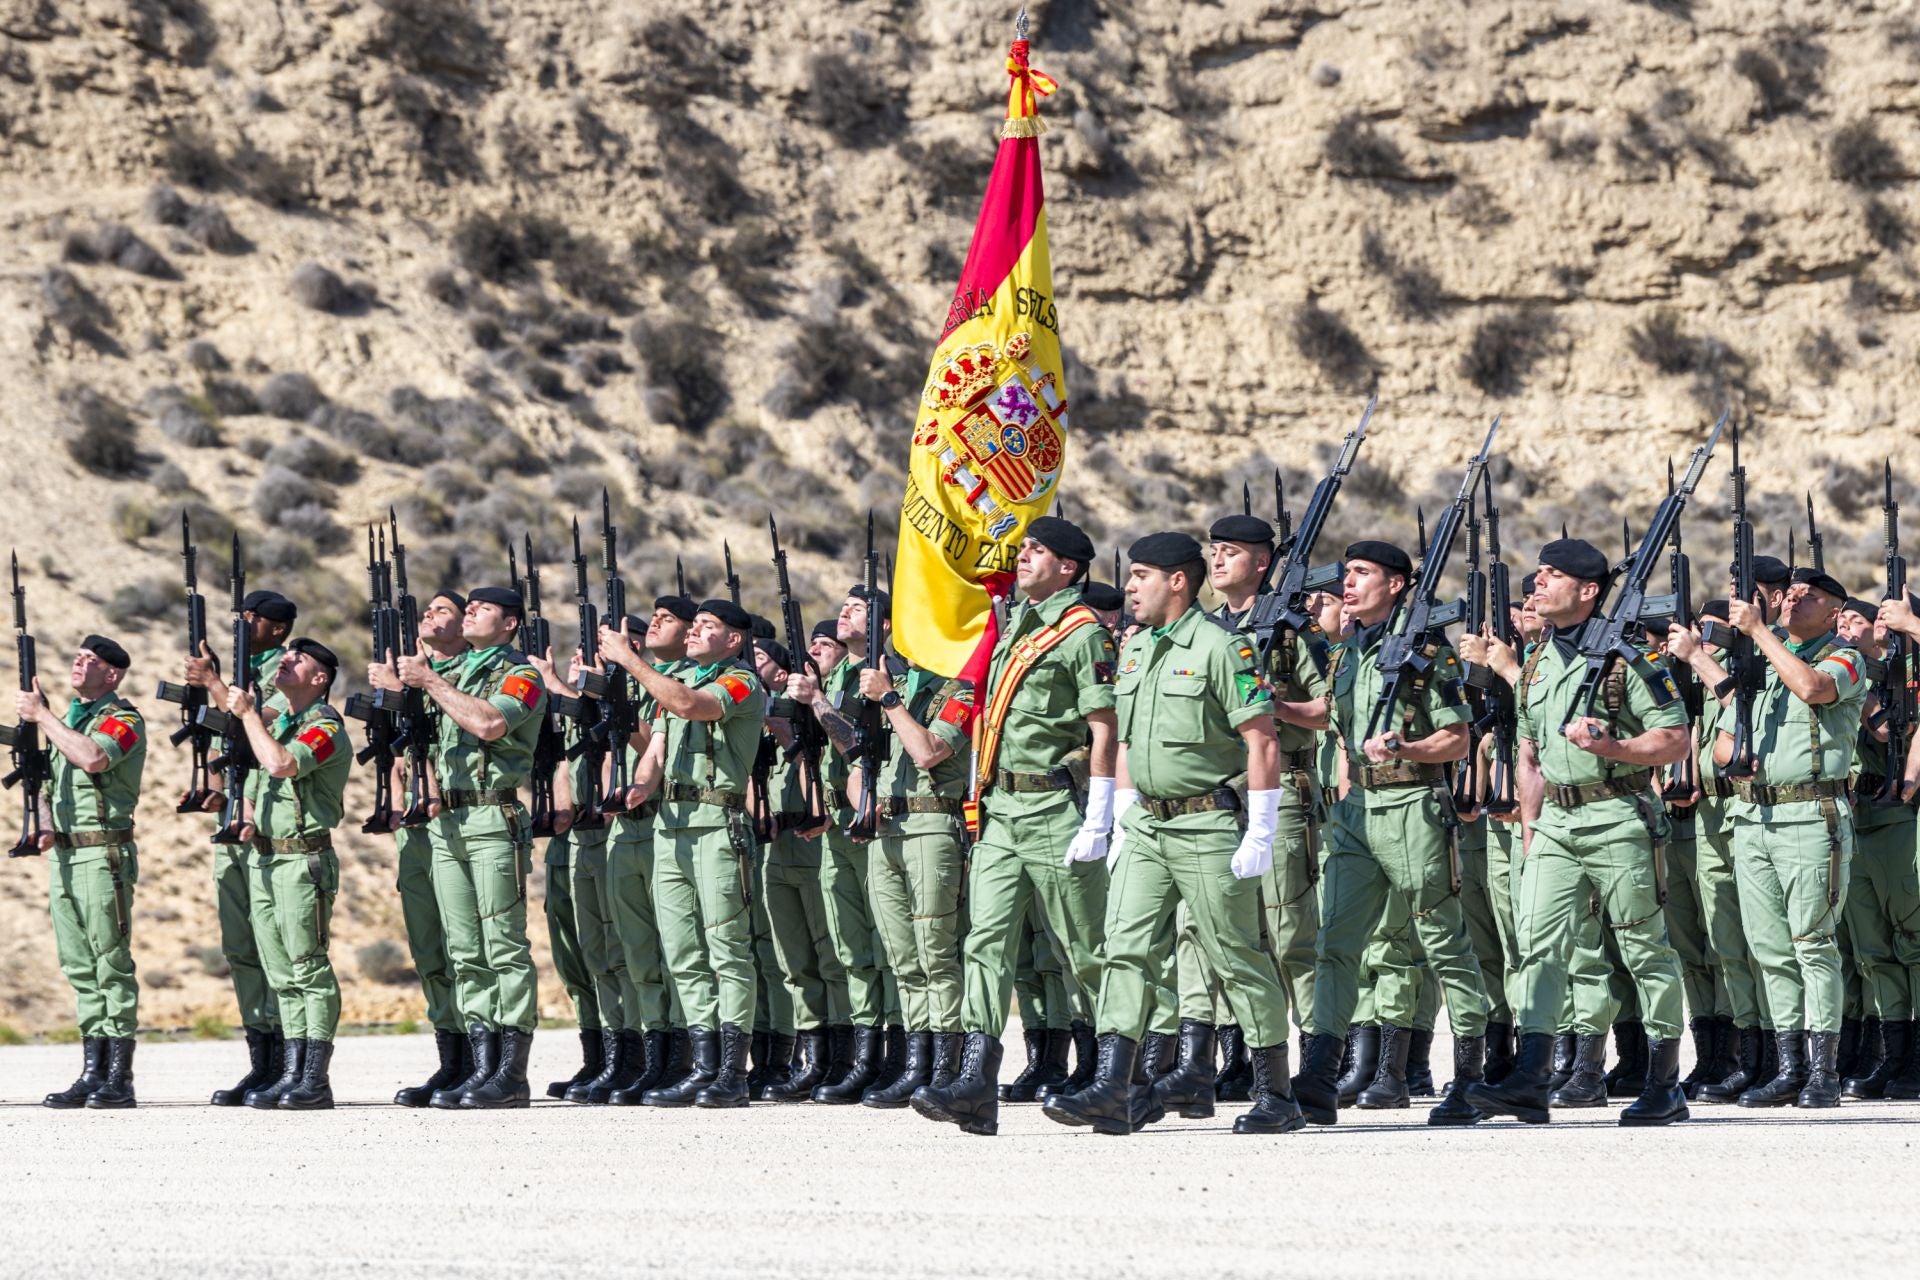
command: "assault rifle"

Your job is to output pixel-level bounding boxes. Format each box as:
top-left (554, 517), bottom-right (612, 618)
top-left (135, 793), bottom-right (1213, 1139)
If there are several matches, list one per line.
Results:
top-left (1447, 495), bottom-right (1485, 812)
top-left (770, 515), bottom-right (827, 826)
top-left (1562, 411), bottom-right (1727, 725)
top-left (343, 525), bottom-right (401, 830)
top-left (1478, 470), bottom-right (1519, 816)
top-left (845, 512), bottom-right (888, 841)
top-left (1721, 420), bottom-right (1763, 779)
top-left (1, 553), bottom-right (49, 857)
top-left (153, 513), bottom-right (218, 812)
top-left (1660, 460), bottom-right (1703, 804)
top-left (567, 513), bottom-right (609, 826)
top-left (205, 533), bottom-right (256, 844)
top-left (520, 535), bottom-right (568, 837)
top-left (1876, 464), bottom-right (1914, 807)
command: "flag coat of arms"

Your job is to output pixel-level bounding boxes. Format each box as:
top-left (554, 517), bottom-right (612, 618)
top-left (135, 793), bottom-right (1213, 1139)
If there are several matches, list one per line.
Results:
top-left (893, 33), bottom-right (1067, 684)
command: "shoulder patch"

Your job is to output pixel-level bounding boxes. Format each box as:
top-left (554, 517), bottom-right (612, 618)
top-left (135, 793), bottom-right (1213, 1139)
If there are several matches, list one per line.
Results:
top-left (500, 673), bottom-right (542, 708)
top-left (1093, 661), bottom-right (1115, 685)
top-left (1237, 644), bottom-right (1255, 662)
top-left (98, 716), bottom-right (138, 751)
top-left (1234, 673), bottom-right (1269, 704)
top-left (1827, 652), bottom-right (1860, 684)
top-left (717, 674), bottom-right (754, 704)
top-left (938, 696), bottom-right (975, 733)
top-left (297, 723), bottom-right (339, 764)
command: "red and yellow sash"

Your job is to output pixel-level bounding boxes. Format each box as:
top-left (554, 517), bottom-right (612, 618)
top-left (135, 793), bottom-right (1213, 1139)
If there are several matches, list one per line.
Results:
top-left (964, 604), bottom-right (1101, 832)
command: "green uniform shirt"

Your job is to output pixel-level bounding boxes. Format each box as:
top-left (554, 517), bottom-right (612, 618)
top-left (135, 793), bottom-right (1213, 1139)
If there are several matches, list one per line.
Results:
top-left (1726, 631), bottom-right (1864, 821)
top-left (430, 644), bottom-right (546, 791)
top-left (1518, 634), bottom-right (1685, 836)
top-left (49, 693), bottom-right (146, 840)
top-left (1330, 620), bottom-right (1468, 810)
top-left (821, 656), bottom-right (861, 792)
top-left (877, 664), bottom-right (973, 801)
top-left (658, 659), bottom-right (767, 830)
top-left (244, 700), bottom-right (352, 840)
top-left (1854, 722), bottom-right (1915, 832)
top-left (1116, 602), bottom-right (1272, 820)
top-left (1208, 601), bottom-right (1331, 762)
top-left (984, 587), bottom-right (1118, 779)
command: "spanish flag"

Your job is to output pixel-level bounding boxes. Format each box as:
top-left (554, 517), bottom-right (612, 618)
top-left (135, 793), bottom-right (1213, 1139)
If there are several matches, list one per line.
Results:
top-left (893, 34), bottom-right (1066, 684)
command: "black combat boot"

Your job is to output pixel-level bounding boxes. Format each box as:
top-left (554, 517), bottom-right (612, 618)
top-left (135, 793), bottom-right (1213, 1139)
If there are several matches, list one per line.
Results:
top-left (462, 1028), bottom-right (532, 1108)
top-left (656, 1027), bottom-right (694, 1091)
top-left (247, 1038), bottom-right (306, 1110)
top-left (931, 1031), bottom-right (965, 1090)
top-left (1483, 1022), bottom-right (1515, 1086)
top-left (1738, 1030), bottom-right (1808, 1107)
top-left (1465, 1031), bottom-right (1553, 1124)
top-left (279, 1039), bottom-right (336, 1111)
top-left (999, 1028), bottom-right (1049, 1102)
top-left (869, 1025), bottom-right (909, 1094)
top-left (911, 1032), bottom-right (1002, 1135)
top-left (1129, 1040), bottom-right (1167, 1129)
top-left (1405, 1029), bottom-right (1436, 1097)
top-left (864, 1031), bottom-right (934, 1108)
top-left (745, 1030), bottom-right (774, 1097)
top-left (1836, 1016), bottom-right (1864, 1081)
top-left (1698, 1025), bottom-right (1761, 1103)
top-left (1214, 1025), bottom-right (1253, 1102)
top-left (1140, 1031), bottom-right (1176, 1082)
top-left (1040, 1022), bottom-right (1097, 1101)
top-left (608, 1030), bottom-right (670, 1105)
top-left (1234, 1043), bottom-right (1306, 1135)
top-left (211, 1027), bottom-right (280, 1107)
top-left (1290, 1031), bottom-right (1345, 1126)
top-left (1797, 1030), bottom-right (1843, 1109)
top-left (816, 1024), bottom-right (854, 1091)
top-left (85, 1038), bottom-right (138, 1109)
top-left (1841, 1019), bottom-right (1885, 1099)
top-left (44, 1036), bottom-right (109, 1109)
top-left (771, 1027), bottom-right (830, 1101)
top-left (1356, 1023), bottom-right (1411, 1109)
top-left (814, 1025), bottom-right (884, 1103)
top-left (1884, 1020), bottom-right (1920, 1099)
top-left (566, 1028), bottom-right (624, 1104)
top-left (757, 1033), bottom-right (799, 1100)
top-left (550, 1028), bottom-right (605, 1101)
top-left (1620, 1037), bottom-right (1688, 1126)
top-left (1846, 1018), bottom-right (1908, 1099)
top-left (1335, 1025), bottom-right (1380, 1106)
top-left (1153, 1018), bottom-right (1219, 1119)
top-left (397, 1029), bottom-right (465, 1107)
top-left (644, 1028), bottom-right (718, 1107)
top-left (1707, 1014), bottom-right (1739, 1084)
top-left (1603, 1020), bottom-right (1649, 1097)
top-left (1679, 1017), bottom-right (1719, 1100)
top-left (1428, 1034), bottom-right (1485, 1127)
top-left (431, 1025), bottom-right (498, 1109)
top-left (1546, 1032), bottom-right (1578, 1092)
top-left (1752, 1028), bottom-right (1780, 1089)
top-left (1549, 1034), bottom-right (1609, 1107)
top-left (1041, 1033), bottom-right (1139, 1136)
top-left (695, 1024), bottom-right (752, 1107)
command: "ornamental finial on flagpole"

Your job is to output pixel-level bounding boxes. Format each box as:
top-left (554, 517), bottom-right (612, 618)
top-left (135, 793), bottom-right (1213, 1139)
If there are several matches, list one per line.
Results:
top-left (1016, 7), bottom-right (1029, 41)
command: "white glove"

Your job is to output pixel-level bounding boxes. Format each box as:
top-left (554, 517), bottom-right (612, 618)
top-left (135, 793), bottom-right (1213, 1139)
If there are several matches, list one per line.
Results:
top-left (1063, 777), bottom-right (1118, 866)
top-left (1230, 788), bottom-right (1284, 880)
top-left (1105, 788), bottom-right (1138, 870)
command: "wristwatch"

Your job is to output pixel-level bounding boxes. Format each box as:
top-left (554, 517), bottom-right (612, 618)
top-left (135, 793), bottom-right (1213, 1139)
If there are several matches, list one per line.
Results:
top-left (879, 690), bottom-right (902, 710)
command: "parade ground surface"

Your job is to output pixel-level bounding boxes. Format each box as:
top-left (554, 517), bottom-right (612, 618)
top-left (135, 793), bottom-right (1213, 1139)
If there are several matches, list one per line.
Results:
top-left (4, 1027), bottom-right (1917, 1279)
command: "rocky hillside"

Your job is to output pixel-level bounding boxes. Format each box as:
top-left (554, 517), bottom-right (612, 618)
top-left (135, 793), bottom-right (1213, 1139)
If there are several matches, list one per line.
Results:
top-left (0, 0), bottom-right (1915, 1034)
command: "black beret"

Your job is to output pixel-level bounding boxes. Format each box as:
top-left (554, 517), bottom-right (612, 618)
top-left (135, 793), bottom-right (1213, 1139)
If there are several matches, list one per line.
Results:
top-left (653, 594), bottom-right (697, 622)
top-left (749, 614), bottom-right (777, 641)
top-left (1345, 540), bottom-right (1413, 579)
top-left (1752, 555), bottom-right (1790, 586)
top-left (699, 598), bottom-right (753, 631)
top-left (1518, 573), bottom-right (1537, 598)
top-left (1208, 513), bottom-right (1276, 545)
top-left (1026, 516), bottom-right (1096, 564)
top-left (1792, 566), bottom-right (1847, 602)
top-left (1082, 582), bottom-right (1126, 612)
top-left (1538, 538), bottom-right (1608, 582)
top-left (466, 585), bottom-right (524, 617)
top-left (1128, 532), bottom-right (1204, 568)
top-left (80, 634), bottom-right (130, 670)
top-left (1842, 597), bottom-right (1879, 623)
top-left (754, 637), bottom-right (792, 672)
top-left (431, 589), bottom-right (466, 614)
top-left (849, 584), bottom-right (892, 618)
top-left (810, 618), bottom-right (841, 643)
top-left (286, 637), bottom-right (339, 679)
top-left (241, 590), bottom-right (297, 623)
top-left (1699, 598), bottom-right (1731, 622)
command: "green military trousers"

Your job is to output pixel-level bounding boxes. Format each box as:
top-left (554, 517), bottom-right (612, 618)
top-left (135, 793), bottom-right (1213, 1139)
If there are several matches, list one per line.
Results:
top-left (1733, 807), bottom-right (1855, 1033)
top-left (215, 844), bottom-right (278, 1030)
top-left (1012, 904), bottom-right (1079, 1031)
top-left (871, 815), bottom-right (965, 1033)
top-left (759, 829), bottom-right (847, 1031)
top-left (1695, 806), bottom-right (1768, 1028)
top-left (429, 806), bottom-right (537, 1033)
top-left (1308, 792), bottom-right (1489, 1039)
top-left (1176, 798), bottom-right (1317, 1030)
top-left (1099, 815), bottom-right (1291, 1048)
top-left (607, 814), bottom-right (672, 1033)
top-left (49, 843), bottom-right (139, 1038)
top-left (1663, 827), bottom-right (1719, 1021)
top-left (1843, 811), bottom-right (1920, 1021)
top-left (821, 824), bottom-right (890, 1026)
top-left (543, 831), bottom-right (602, 1033)
top-left (1558, 895), bottom-right (1626, 1034)
top-left (653, 820), bottom-right (757, 1030)
top-left (395, 826), bottom-right (459, 1033)
top-left (569, 824), bottom-right (622, 1029)
top-left (962, 793), bottom-right (1107, 1037)
top-left (249, 847), bottom-right (341, 1041)
top-left (1513, 815), bottom-right (1685, 1041)
top-left (1484, 820), bottom-right (1525, 1016)
top-left (1457, 817), bottom-right (1512, 1025)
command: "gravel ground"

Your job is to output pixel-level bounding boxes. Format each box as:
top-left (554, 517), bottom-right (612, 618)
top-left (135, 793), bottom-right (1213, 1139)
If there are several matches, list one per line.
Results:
top-left (3, 1029), bottom-right (1918, 1279)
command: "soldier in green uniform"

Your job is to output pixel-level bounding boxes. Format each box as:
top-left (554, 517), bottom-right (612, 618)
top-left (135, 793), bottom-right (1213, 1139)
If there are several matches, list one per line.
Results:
top-left (377, 585), bottom-right (547, 1109)
top-left (185, 589), bottom-right (295, 1106)
top-left (615, 598), bottom-right (767, 1107)
top-left (1869, 591), bottom-right (1920, 1096)
top-left (1286, 541), bottom-right (1489, 1126)
top-left (385, 591), bottom-right (470, 1107)
top-left (910, 516), bottom-right (1117, 1136)
top-left (1469, 539), bottom-right (1691, 1126)
top-left (1045, 532), bottom-right (1302, 1137)
top-left (201, 639), bottom-right (352, 1110)
top-left (787, 590), bottom-right (901, 1102)
top-left (28, 635), bottom-right (146, 1110)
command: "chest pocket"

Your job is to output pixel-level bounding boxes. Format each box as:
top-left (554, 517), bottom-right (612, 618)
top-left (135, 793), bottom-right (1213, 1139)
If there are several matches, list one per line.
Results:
top-left (1010, 670), bottom-right (1074, 718)
top-left (1159, 675), bottom-right (1210, 745)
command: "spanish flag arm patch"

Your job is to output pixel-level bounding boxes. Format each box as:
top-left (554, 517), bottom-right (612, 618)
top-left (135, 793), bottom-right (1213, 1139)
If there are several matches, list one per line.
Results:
top-left (939, 695), bottom-right (975, 733)
top-left (298, 724), bottom-right (338, 764)
top-left (501, 673), bottom-right (542, 708)
top-left (99, 717), bottom-right (138, 751)
top-left (717, 674), bottom-right (753, 705)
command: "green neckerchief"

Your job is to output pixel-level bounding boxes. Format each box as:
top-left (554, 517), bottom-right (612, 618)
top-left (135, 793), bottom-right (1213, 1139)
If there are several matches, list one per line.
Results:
top-left (1787, 630), bottom-right (1835, 657)
top-left (462, 643), bottom-right (506, 683)
top-left (64, 694), bottom-right (108, 729)
top-left (692, 661), bottom-right (728, 684)
top-left (905, 665), bottom-right (938, 702)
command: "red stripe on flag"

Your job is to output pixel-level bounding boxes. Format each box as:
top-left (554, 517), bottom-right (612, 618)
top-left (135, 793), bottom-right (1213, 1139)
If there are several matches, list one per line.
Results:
top-left (939, 137), bottom-right (1045, 344)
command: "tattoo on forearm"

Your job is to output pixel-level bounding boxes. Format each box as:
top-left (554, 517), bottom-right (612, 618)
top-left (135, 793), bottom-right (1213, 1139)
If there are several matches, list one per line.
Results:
top-left (816, 706), bottom-right (857, 753)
